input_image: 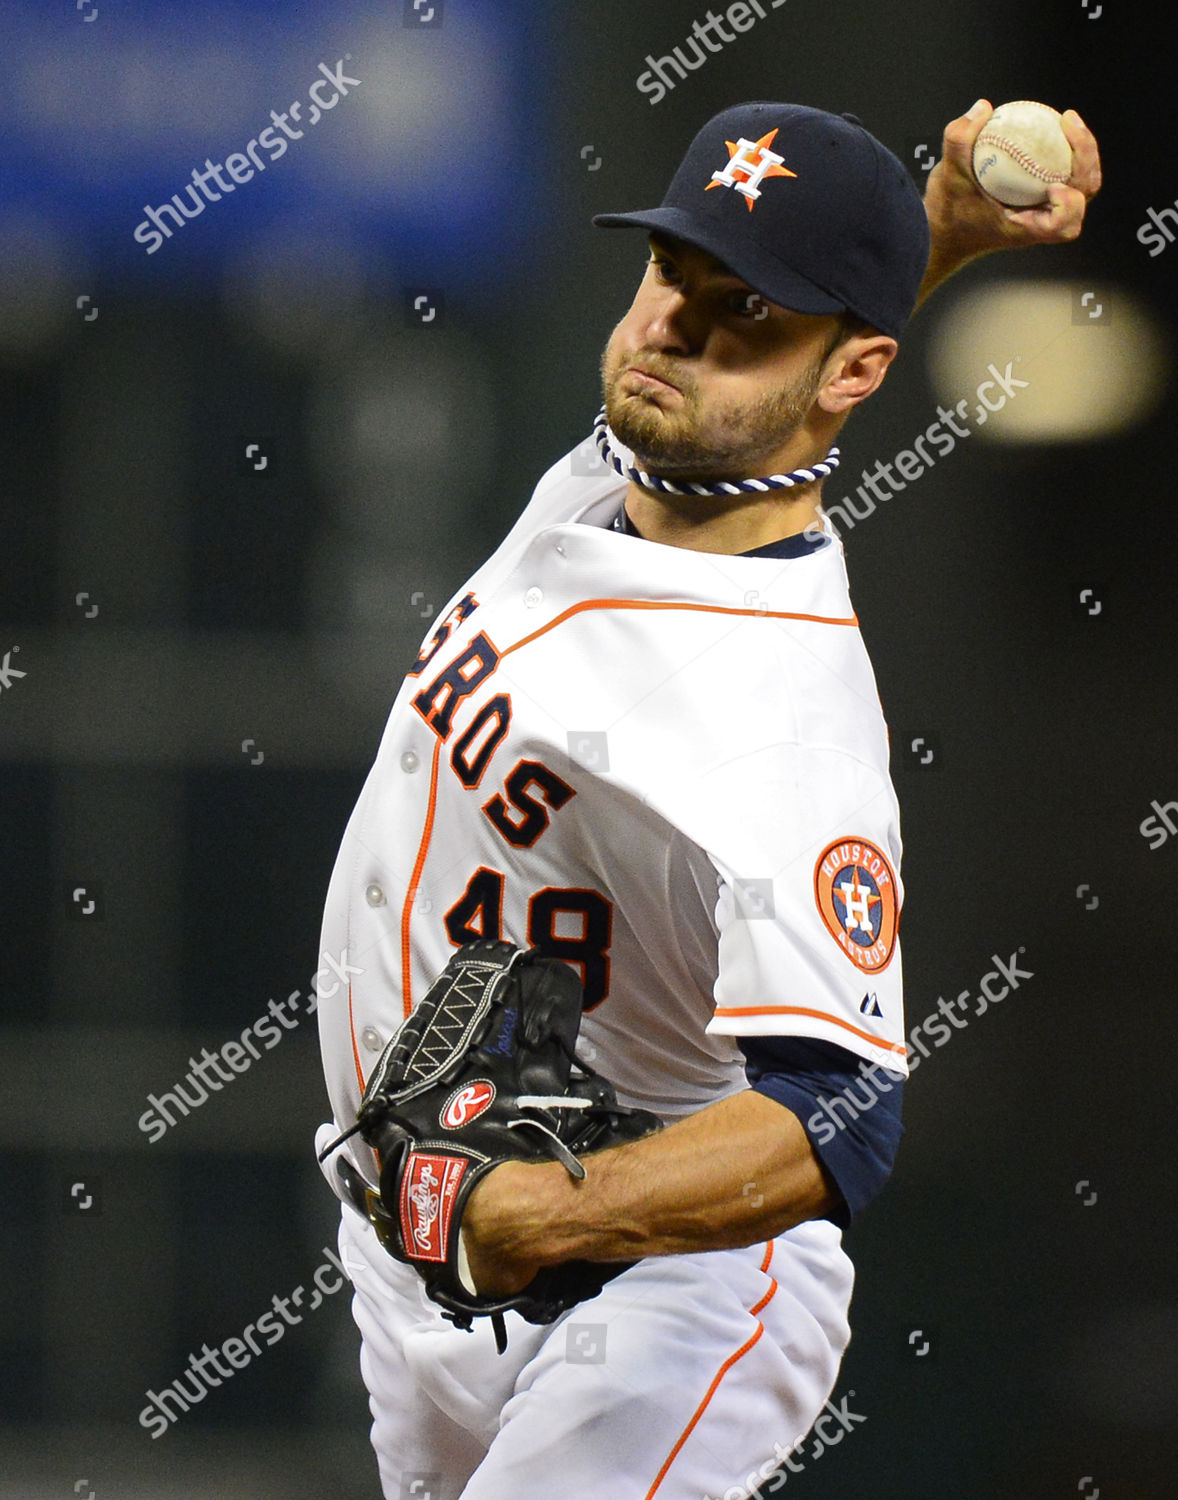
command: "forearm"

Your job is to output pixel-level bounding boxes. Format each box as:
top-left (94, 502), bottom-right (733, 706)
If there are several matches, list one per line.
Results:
top-left (471, 1088), bottom-right (839, 1271)
top-left (915, 241), bottom-right (992, 311)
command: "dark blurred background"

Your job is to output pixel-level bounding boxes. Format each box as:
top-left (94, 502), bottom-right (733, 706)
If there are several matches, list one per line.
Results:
top-left (1, 1), bottom-right (1175, 1496)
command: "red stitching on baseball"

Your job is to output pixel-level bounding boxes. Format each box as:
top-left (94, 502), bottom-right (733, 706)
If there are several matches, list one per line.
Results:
top-left (977, 132), bottom-right (1069, 184)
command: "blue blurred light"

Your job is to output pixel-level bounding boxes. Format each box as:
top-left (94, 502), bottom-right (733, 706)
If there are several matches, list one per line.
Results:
top-left (0, 0), bottom-right (554, 292)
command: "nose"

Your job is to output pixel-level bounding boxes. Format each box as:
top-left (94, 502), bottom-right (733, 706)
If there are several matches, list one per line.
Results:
top-left (642, 287), bottom-right (697, 357)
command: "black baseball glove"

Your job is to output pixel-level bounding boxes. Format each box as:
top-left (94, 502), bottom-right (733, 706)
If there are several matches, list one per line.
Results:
top-left (319, 939), bottom-right (662, 1349)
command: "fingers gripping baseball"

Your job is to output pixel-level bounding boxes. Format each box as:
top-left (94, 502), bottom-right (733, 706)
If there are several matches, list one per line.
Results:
top-left (919, 98), bottom-right (1102, 302)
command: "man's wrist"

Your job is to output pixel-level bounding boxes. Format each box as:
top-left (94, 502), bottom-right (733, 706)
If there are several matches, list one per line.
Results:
top-left (465, 1158), bottom-right (578, 1272)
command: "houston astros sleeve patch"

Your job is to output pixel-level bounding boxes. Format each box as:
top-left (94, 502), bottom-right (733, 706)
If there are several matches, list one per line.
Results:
top-left (814, 837), bottom-right (899, 974)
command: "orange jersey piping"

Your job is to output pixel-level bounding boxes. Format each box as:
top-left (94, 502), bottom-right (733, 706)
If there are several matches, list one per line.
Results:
top-left (347, 982), bottom-right (365, 1094)
top-left (400, 738), bottom-right (444, 1018)
top-left (499, 597), bottom-right (858, 662)
top-left (714, 1003), bottom-right (907, 1056)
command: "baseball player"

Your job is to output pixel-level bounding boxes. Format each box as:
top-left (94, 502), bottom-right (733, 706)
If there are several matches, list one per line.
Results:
top-left (314, 99), bottom-right (1099, 1499)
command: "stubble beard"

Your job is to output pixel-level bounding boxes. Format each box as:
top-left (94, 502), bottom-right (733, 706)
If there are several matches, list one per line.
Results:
top-left (601, 342), bottom-right (825, 481)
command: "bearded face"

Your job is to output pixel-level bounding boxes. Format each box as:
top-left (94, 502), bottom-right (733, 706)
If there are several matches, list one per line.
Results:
top-left (596, 233), bottom-right (853, 486)
top-left (601, 335), bottom-right (828, 481)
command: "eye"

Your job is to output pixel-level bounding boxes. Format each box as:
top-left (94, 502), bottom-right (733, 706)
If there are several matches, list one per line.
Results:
top-left (649, 255), bottom-right (681, 286)
top-left (730, 290), bottom-right (766, 319)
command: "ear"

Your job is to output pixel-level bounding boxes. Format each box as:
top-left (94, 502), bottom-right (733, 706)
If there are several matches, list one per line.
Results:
top-left (817, 334), bottom-right (899, 414)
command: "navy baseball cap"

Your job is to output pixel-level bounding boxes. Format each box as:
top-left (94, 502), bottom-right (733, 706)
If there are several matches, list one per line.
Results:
top-left (593, 102), bottom-right (930, 340)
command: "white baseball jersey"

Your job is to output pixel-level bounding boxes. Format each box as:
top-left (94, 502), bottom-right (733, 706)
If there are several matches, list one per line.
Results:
top-left (317, 443), bottom-right (908, 1157)
top-left (316, 439), bottom-right (909, 1500)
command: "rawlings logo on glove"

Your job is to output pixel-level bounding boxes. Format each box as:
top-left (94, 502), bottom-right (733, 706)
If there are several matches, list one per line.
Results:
top-left (317, 939), bottom-right (662, 1350)
top-left (401, 1153), bottom-right (466, 1261)
top-left (441, 1082), bottom-right (496, 1129)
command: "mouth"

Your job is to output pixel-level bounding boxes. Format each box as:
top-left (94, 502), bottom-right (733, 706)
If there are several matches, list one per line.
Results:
top-left (624, 364), bottom-right (681, 395)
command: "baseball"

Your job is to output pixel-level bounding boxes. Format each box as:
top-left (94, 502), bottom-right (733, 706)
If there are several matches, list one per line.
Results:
top-left (972, 100), bottom-right (1073, 207)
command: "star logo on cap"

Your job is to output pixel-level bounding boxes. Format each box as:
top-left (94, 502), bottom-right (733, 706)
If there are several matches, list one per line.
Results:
top-left (706, 128), bottom-right (797, 211)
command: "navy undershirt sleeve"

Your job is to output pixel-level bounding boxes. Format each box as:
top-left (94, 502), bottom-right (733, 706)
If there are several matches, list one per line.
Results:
top-left (738, 1035), bottom-right (905, 1229)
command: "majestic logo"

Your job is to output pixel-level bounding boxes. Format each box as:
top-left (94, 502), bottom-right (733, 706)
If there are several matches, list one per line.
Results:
top-left (706, 127), bottom-right (797, 210)
top-left (440, 1080), bottom-right (496, 1130)
top-left (399, 1153), bottom-right (467, 1262)
top-left (814, 837), bottom-right (899, 974)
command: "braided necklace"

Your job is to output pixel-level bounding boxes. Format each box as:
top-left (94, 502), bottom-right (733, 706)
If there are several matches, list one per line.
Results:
top-left (593, 407), bottom-right (839, 497)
